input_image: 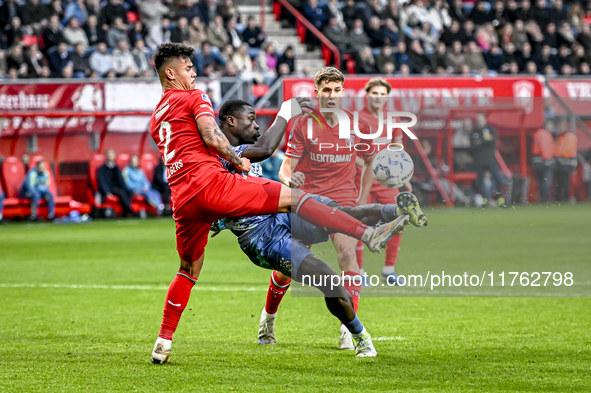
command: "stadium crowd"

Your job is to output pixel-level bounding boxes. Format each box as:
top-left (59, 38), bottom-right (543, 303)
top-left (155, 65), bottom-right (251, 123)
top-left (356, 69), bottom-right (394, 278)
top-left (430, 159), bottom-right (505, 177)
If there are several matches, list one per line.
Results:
top-left (0, 0), bottom-right (294, 81)
top-left (2, 0), bottom-right (591, 79)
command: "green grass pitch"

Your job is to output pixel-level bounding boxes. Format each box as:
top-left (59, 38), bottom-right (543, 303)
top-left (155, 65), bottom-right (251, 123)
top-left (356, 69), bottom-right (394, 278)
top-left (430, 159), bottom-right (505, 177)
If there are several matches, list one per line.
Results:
top-left (0, 205), bottom-right (590, 392)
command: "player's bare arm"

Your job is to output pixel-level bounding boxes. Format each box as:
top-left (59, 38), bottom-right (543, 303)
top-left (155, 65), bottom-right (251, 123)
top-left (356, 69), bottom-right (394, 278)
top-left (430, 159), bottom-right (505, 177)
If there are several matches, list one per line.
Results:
top-left (279, 156), bottom-right (305, 188)
top-left (242, 98), bottom-right (311, 162)
top-left (197, 115), bottom-right (251, 172)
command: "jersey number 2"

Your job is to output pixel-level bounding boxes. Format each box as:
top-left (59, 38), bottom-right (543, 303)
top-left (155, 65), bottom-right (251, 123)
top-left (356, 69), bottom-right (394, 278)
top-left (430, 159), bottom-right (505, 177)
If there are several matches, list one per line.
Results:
top-left (159, 121), bottom-right (176, 164)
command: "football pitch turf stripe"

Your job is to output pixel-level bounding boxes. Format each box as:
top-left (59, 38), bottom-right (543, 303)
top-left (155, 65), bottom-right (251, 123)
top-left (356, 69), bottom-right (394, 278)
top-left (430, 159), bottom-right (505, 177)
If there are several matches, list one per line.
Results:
top-left (0, 283), bottom-right (267, 292)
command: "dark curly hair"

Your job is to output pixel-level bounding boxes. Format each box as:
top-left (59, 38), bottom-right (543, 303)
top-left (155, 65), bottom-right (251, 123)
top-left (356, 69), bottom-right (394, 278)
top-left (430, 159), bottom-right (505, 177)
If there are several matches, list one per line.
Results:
top-left (218, 99), bottom-right (253, 124)
top-left (153, 43), bottom-right (195, 74)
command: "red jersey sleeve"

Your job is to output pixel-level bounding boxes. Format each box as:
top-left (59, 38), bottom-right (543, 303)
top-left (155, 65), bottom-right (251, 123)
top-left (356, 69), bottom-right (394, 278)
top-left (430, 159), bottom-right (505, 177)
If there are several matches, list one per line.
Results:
top-left (285, 115), bottom-right (306, 159)
top-left (189, 89), bottom-right (215, 121)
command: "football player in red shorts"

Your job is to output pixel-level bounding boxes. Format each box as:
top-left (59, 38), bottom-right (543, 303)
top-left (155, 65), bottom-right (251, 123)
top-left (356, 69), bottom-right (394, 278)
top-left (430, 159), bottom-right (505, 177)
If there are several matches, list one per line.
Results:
top-left (264, 67), bottom-right (377, 350)
top-left (354, 77), bottom-right (424, 285)
top-left (149, 44), bottom-right (407, 363)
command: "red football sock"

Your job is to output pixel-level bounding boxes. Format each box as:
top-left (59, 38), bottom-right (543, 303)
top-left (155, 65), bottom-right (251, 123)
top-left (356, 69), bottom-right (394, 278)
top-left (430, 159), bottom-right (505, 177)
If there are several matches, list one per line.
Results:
top-left (159, 271), bottom-right (197, 340)
top-left (356, 240), bottom-right (365, 269)
top-left (264, 271), bottom-right (292, 314)
top-left (343, 271), bottom-right (361, 313)
top-left (385, 234), bottom-right (402, 267)
top-left (296, 194), bottom-right (368, 240)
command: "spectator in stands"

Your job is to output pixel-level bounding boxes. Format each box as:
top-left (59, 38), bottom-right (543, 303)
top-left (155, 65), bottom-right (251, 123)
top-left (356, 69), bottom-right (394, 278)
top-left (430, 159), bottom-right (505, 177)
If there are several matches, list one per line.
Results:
top-left (4, 16), bottom-right (24, 48)
top-left (323, 0), bottom-right (345, 31)
top-left (48, 0), bottom-right (65, 20)
top-left (226, 17), bottom-right (242, 49)
top-left (217, 0), bottom-right (240, 24)
top-left (533, 0), bottom-right (552, 29)
top-left (100, 0), bottom-right (127, 29)
top-left (198, 0), bottom-right (217, 25)
top-left (440, 19), bottom-right (462, 47)
top-left (62, 0), bottom-right (88, 26)
top-left (89, 41), bottom-right (114, 76)
top-left (407, 0), bottom-right (432, 27)
top-left (445, 40), bottom-right (464, 73)
top-left (48, 41), bottom-right (71, 77)
top-left (381, 18), bottom-right (400, 46)
top-left (254, 41), bottom-right (277, 84)
top-left (24, 44), bottom-right (46, 78)
top-left (470, 112), bottom-right (507, 206)
top-left (123, 154), bottom-right (165, 215)
top-left (355, 45), bottom-right (377, 74)
top-left (348, 19), bottom-right (370, 53)
top-left (194, 41), bottom-right (225, 75)
top-left (577, 23), bottom-right (591, 53)
top-left (70, 42), bottom-right (92, 78)
top-left (367, 16), bottom-right (387, 48)
top-left (471, 0), bottom-right (494, 26)
top-left (85, 14), bottom-right (106, 47)
top-left (408, 39), bottom-right (430, 73)
top-left (220, 43), bottom-right (234, 62)
top-left (429, 0), bottom-right (451, 34)
top-left (128, 20), bottom-right (145, 48)
top-left (232, 43), bottom-right (253, 77)
top-left (171, 16), bottom-right (190, 43)
top-left (0, 0), bottom-right (22, 31)
top-left (43, 15), bottom-right (64, 50)
top-left (430, 41), bottom-right (448, 73)
top-left (513, 20), bottom-right (529, 51)
top-left (98, 149), bottom-right (135, 217)
top-left (163, 0), bottom-right (182, 21)
top-left (554, 118), bottom-right (578, 202)
top-left (376, 44), bottom-right (395, 73)
top-left (182, 0), bottom-right (201, 22)
top-left (222, 60), bottom-right (237, 76)
top-left (138, 0), bottom-right (169, 30)
top-left (394, 40), bottom-right (410, 70)
top-left (532, 119), bottom-right (556, 203)
top-left (303, 0), bottom-right (327, 31)
top-left (19, 159), bottom-right (55, 220)
top-left (152, 158), bottom-right (171, 214)
top-left (112, 39), bottom-right (138, 77)
top-left (465, 40), bottom-right (487, 74)
top-left (517, 42), bottom-right (536, 71)
top-left (341, 0), bottom-right (357, 30)
top-left (107, 17), bottom-right (129, 48)
top-left (543, 22), bottom-right (558, 48)
top-left (241, 16), bottom-right (265, 49)
top-left (7, 44), bottom-right (27, 77)
top-left (188, 16), bottom-right (207, 48)
top-left (448, 0), bottom-right (465, 24)
top-left (132, 39), bottom-right (154, 77)
top-left (500, 42), bottom-right (518, 72)
top-left (0, 50), bottom-right (7, 78)
top-left (417, 22), bottom-right (438, 54)
top-left (21, 0), bottom-right (51, 33)
top-left (63, 16), bottom-right (89, 50)
top-left (277, 45), bottom-right (295, 74)
top-left (323, 17), bottom-right (348, 53)
top-left (207, 15), bottom-right (229, 48)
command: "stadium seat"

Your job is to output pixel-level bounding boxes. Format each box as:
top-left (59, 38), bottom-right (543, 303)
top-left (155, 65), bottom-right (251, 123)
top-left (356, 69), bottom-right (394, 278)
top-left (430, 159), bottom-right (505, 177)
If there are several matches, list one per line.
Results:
top-left (0, 157), bottom-right (26, 218)
top-left (116, 153), bottom-right (130, 169)
top-left (253, 84), bottom-right (270, 98)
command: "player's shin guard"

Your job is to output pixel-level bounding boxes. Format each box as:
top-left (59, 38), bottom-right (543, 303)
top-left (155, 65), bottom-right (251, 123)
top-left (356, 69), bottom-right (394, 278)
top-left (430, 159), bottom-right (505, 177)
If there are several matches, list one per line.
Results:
top-left (159, 271), bottom-right (197, 340)
top-left (342, 271), bottom-right (361, 313)
top-left (296, 194), bottom-right (368, 240)
top-left (264, 271), bottom-right (292, 314)
top-left (384, 234), bottom-right (402, 267)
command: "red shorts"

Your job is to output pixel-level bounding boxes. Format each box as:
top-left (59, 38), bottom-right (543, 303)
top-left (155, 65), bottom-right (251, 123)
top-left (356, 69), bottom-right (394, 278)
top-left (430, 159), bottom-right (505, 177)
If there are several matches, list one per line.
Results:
top-left (174, 171), bottom-right (282, 262)
top-left (368, 184), bottom-right (400, 204)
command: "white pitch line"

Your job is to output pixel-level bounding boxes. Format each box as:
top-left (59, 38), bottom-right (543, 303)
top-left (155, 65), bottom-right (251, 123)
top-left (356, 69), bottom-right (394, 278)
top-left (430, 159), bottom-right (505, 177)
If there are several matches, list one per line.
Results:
top-left (0, 283), bottom-right (266, 292)
top-left (375, 337), bottom-right (405, 341)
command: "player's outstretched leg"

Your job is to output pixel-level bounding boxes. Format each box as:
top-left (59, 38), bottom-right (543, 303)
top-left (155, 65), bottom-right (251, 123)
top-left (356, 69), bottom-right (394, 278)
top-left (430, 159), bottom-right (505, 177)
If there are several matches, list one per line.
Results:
top-left (292, 191), bottom-right (409, 253)
top-left (258, 271), bottom-right (291, 345)
top-left (294, 255), bottom-right (377, 357)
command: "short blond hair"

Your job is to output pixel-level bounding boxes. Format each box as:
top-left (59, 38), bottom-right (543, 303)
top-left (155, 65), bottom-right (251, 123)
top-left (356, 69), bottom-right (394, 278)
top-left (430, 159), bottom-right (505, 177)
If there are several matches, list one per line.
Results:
top-left (364, 77), bottom-right (391, 94)
top-left (314, 66), bottom-right (345, 88)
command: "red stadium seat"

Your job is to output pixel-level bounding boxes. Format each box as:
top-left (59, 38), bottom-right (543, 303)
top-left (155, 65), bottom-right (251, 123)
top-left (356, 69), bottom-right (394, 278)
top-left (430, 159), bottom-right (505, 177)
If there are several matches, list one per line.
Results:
top-left (253, 84), bottom-right (270, 98)
top-left (116, 153), bottom-right (130, 169)
top-left (0, 157), bottom-right (26, 218)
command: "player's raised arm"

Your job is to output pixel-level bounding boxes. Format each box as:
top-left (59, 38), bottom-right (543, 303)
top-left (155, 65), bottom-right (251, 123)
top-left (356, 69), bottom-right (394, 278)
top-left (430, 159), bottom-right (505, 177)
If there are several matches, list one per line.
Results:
top-left (242, 98), bottom-right (311, 162)
top-left (197, 115), bottom-right (251, 172)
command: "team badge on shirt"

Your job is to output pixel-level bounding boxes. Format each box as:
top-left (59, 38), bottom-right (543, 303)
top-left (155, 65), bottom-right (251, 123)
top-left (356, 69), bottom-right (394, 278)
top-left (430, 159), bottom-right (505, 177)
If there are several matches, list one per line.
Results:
top-left (202, 93), bottom-right (212, 105)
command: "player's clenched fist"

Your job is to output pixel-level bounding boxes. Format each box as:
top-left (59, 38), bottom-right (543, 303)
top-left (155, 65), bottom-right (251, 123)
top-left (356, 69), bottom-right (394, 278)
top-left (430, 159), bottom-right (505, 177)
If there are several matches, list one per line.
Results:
top-left (290, 171), bottom-right (305, 188)
top-left (237, 157), bottom-right (251, 173)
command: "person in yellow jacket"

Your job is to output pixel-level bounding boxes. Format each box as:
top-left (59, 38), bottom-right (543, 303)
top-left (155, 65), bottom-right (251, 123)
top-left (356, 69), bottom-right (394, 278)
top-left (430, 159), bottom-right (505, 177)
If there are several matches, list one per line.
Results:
top-left (532, 119), bottom-right (556, 203)
top-left (554, 118), bottom-right (578, 202)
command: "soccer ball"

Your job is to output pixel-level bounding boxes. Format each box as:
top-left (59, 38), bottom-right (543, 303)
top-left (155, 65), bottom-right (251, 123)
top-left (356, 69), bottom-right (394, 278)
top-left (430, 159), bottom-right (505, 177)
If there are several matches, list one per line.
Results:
top-left (371, 149), bottom-right (414, 189)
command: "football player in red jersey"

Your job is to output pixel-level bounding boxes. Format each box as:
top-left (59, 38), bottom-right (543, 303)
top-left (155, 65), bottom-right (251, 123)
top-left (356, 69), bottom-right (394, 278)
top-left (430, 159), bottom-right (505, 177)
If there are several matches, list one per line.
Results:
top-left (267, 67), bottom-right (377, 350)
top-left (148, 44), bottom-right (407, 363)
top-left (355, 77), bottom-right (424, 285)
